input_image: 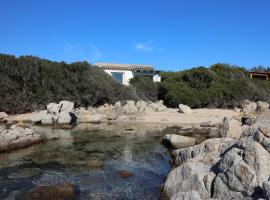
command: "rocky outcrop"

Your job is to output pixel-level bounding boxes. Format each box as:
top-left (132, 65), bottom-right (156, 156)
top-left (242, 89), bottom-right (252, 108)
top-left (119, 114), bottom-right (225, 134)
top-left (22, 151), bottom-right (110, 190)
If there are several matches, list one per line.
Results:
top-left (241, 100), bottom-right (257, 114)
top-left (0, 125), bottom-right (43, 152)
top-left (0, 112), bottom-right (8, 120)
top-left (257, 101), bottom-right (270, 112)
top-left (162, 134), bottom-right (196, 149)
top-left (95, 100), bottom-right (168, 114)
top-left (31, 101), bottom-right (77, 125)
top-left (163, 121), bottom-right (270, 200)
top-left (178, 104), bottom-right (193, 114)
top-left (170, 191), bottom-right (202, 200)
top-left (218, 117), bottom-right (243, 139)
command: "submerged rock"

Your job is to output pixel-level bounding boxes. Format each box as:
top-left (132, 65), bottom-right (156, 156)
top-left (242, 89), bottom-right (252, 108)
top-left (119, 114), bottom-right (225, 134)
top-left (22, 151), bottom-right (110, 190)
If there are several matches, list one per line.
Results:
top-left (31, 182), bottom-right (77, 200)
top-left (119, 170), bottom-right (133, 178)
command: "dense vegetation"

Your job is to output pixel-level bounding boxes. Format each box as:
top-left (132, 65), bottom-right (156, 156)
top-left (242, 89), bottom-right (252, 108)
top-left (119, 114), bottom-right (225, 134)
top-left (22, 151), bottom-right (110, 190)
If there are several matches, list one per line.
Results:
top-left (1, 53), bottom-right (270, 113)
top-left (0, 54), bottom-right (141, 113)
top-left (158, 64), bottom-right (270, 108)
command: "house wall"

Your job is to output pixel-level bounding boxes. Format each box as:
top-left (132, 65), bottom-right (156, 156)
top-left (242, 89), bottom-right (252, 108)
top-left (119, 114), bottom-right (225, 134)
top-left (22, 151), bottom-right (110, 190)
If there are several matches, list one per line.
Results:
top-left (153, 74), bottom-right (161, 82)
top-left (104, 69), bottom-right (134, 85)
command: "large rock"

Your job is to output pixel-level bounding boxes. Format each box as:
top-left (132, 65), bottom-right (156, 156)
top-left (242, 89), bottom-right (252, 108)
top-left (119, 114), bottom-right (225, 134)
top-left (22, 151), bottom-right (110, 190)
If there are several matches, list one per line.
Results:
top-left (59, 101), bottom-right (74, 113)
top-left (257, 101), bottom-right (269, 112)
top-left (241, 100), bottom-right (257, 114)
top-left (41, 113), bottom-right (54, 125)
top-left (78, 114), bottom-right (103, 123)
top-left (212, 138), bottom-right (270, 199)
top-left (136, 101), bottom-right (151, 112)
top-left (218, 117), bottom-right (243, 139)
top-left (31, 110), bottom-right (48, 123)
top-left (47, 103), bottom-right (60, 115)
top-left (172, 138), bottom-right (237, 166)
top-left (0, 125), bottom-right (43, 152)
top-left (163, 125), bottom-right (270, 200)
top-left (150, 101), bottom-right (168, 112)
top-left (57, 111), bottom-right (72, 125)
top-left (163, 162), bottom-right (215, 200)
top-left (0, 112), bottom-right (8, 119)
top-left (178, 104), bottom-right (193, 114)
top-left (170, 191), bottom-right (202, 200)
top-left (122, 100), bottom-right (138, 113)
top-left (31, 182), bottom-right (77, 200)
top-left (162, 134), bottom-right (196, 149)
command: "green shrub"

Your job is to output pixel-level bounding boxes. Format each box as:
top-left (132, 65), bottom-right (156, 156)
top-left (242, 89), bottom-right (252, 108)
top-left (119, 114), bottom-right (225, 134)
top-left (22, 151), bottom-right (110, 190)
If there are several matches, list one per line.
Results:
top-left (129, 76), bottom-right (159, 101)
top-left (160, 63), bottom-right (270, 108)
top-left (0, 54), bottom-right (139, 113)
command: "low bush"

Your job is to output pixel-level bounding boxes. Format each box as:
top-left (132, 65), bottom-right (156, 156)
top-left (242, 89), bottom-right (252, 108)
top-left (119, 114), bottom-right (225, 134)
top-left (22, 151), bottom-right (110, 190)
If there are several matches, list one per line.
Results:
top-left (159, 63), bottom-right (270, 108)
top-left (0, 54), bottom-right (139, 113)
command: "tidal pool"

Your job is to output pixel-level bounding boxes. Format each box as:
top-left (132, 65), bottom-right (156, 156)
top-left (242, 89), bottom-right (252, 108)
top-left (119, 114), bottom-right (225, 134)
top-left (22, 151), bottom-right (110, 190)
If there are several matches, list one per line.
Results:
top-left (0, 123), bottom-right (178, 200)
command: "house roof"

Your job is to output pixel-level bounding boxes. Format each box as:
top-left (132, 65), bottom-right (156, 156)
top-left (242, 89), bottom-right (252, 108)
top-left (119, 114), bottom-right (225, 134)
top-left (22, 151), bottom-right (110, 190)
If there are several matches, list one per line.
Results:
top-left (95, 62), bottom-right (154, 71)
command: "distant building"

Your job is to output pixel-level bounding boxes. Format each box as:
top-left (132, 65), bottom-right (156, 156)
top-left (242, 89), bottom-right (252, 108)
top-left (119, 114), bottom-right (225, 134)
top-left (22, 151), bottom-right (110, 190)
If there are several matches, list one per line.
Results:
top-left (95, 63), bottom-right (161, 85)
top-left (249, 71), bottom-right (270, 80)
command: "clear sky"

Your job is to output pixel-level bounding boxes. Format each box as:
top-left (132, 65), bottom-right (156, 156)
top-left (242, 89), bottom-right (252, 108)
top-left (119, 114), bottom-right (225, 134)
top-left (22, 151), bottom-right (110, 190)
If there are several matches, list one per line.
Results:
top-left (0, 0), bottom-right (270, 71)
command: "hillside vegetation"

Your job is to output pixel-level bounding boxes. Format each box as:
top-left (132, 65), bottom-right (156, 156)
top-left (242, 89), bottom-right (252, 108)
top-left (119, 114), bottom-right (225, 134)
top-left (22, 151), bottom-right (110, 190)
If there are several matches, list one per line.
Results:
top-left (0, 54), bottom-right (141, 114)
top-left (1, 53), bottom-right (270, 113)
top-left (158, 64), bottom-right (270, 108)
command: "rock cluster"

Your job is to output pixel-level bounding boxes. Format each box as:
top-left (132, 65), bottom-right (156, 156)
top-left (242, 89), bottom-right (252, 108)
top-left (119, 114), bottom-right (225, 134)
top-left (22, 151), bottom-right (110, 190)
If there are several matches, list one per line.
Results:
top-left (241, 100), bottom-right (269, 114)
top-left (163, 120), bottom-right (270, 200)
top-left (0, 125), bottom-right (43, 152)
top-left (31, 101), bottom-right (77, 125)
top-left (96, 100), bottom-right (168, 114)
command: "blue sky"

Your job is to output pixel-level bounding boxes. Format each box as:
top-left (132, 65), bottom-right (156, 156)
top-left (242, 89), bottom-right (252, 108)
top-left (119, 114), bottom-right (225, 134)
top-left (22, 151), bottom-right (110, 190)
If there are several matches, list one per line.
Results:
top-left (0, 0), bottom-right (270, 71)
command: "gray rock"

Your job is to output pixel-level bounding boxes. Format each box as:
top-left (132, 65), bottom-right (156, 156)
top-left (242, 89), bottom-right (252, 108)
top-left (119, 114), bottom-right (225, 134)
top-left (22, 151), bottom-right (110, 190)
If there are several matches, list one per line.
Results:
top-left (78, 114), bottom-right (103, 123)
top-left (162, 134), bottom-right (196, 149)
top-left (257, 101), bottom-right (269, 112)
top-left (218, 117), bottom-right (243, 139)
top-left (0, 125), bottom-right (43, 152)
top-left (0, 112), bottom-right (8, 119)
top-left (41, 113), bottom-right (54, 125)
top-left (122, 100), bottom-right (138, 113)
top-left (173, 138), bottom-right (237, 166)
top-left (179, 104), bottom-right (193, 114)
top-left (170, 191), bottom-right (202, 200)
top-left (212, 138), bottom-right (270, 199)
top-left (106, 114), bottom-right (118, 120)
top-left (47, 103), bottom-right (60, 115)
top-left (262, 181), bottom-right (270, 198)
top-left (241, 100), bottom-right (257, 114)
top-left (57, 111), bottom-right (72, 125)
top-left (59, 100), bottom-right (74, 113)
top-left (163, 162), bottom-right (214, 200)
top-left (200, 121), bottom-right (219, 127)
top-left (31, 110), bottom-right (48, 123)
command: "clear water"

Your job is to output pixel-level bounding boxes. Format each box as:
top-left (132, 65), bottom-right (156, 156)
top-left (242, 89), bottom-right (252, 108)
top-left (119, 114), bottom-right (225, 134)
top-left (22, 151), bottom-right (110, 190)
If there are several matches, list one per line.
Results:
top-left (0, 123), bottom-right (176, 200)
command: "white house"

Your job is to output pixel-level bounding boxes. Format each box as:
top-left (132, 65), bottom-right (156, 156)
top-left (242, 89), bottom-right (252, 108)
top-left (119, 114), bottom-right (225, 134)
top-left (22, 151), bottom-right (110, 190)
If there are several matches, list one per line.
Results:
top-left (95, 63), bottom-right (161, 85)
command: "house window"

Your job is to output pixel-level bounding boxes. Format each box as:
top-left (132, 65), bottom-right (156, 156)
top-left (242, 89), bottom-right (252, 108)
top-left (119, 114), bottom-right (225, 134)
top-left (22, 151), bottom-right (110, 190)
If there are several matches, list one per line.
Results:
top-left (111, 72), bottom-right (124, 84)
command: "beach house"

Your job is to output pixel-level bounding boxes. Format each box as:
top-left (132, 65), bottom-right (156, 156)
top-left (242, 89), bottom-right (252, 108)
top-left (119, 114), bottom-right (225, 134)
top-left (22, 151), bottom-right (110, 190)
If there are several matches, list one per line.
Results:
top-left (95, 63), bottom-right (161, 85)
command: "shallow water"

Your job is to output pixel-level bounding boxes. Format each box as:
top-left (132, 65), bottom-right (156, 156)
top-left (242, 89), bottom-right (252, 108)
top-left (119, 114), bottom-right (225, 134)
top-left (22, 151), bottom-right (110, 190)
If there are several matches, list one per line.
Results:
top-left (0, 123), bottom-right (179, 200)
top-left (0, 123), bottom-right (207, 199)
